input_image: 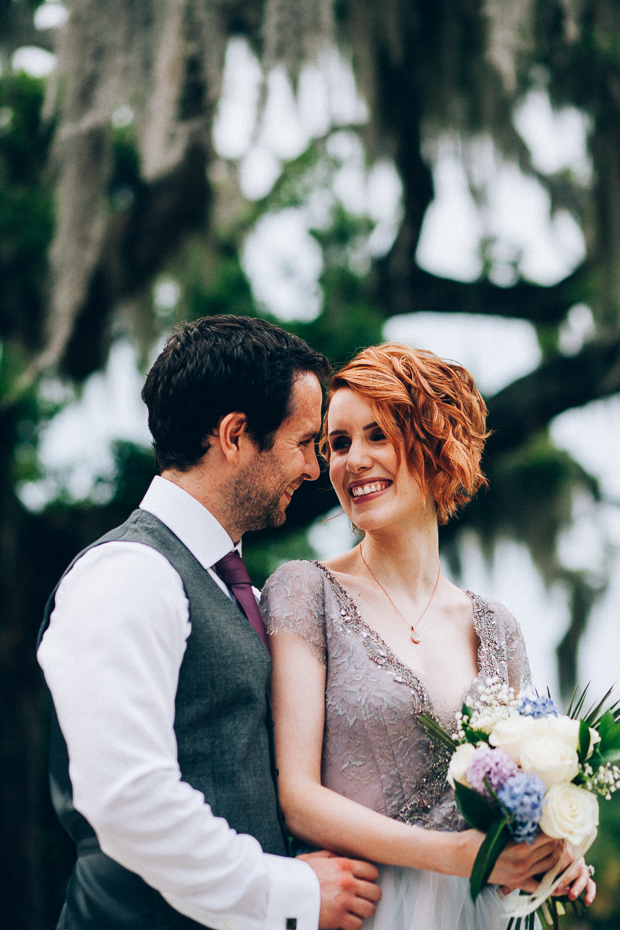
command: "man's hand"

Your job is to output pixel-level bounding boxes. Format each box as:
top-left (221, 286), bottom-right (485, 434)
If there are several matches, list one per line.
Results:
top-left (298, 850), bottom-right (382, 930)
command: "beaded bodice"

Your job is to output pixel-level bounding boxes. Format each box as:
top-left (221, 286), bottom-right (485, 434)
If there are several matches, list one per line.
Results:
top-left (261, 560), bottom-right (531, 832)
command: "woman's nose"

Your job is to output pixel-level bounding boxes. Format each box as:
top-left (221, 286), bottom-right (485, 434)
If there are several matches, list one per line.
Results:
top-left (346, 439), bottom-right (371, 472)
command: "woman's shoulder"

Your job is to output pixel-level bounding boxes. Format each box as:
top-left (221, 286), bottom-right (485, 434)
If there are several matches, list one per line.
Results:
top-left (263, 558), bottom-right (328, 595)
top-left (262, 559), bottom-right (334, 615)
top-left (468, 591), bottom-right (531, 689)
top-left (261, 561), bottom-right (330, 661)
top-left (468, 590), bottom-right (520, 632)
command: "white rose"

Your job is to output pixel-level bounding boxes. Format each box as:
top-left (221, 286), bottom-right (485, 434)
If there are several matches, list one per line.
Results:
top-left (488, 714), bottom-right (541, 765)
top-left (540, 783), bottom-right (599, 850)
top-left (546, 715), bottom-right (580, 752)
top-left (447, 742), bottom-right (476, 789)
top-left (519, 732), bottom-right (580, 790)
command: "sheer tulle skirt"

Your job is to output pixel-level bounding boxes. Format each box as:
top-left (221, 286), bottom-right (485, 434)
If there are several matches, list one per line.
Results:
top-left (364, 865), bottom-right (515, 930)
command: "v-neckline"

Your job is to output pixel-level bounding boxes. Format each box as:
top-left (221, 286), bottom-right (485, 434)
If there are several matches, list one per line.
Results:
top-left (313, 560), bottom-right (490, 720)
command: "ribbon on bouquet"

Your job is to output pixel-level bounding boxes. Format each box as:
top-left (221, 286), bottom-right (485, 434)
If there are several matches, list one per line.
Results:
top-left (502, 832), bottom-right (597, 919)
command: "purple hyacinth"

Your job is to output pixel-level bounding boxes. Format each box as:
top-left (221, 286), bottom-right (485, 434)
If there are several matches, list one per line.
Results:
top-left (465, 745), bottom-right (520, 798)
top-left (517, 694), bottom-right (559, 718)
top-left (497, 773), bottom-right (546, 844)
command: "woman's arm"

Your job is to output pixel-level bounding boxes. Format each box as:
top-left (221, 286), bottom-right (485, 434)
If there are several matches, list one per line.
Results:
top-left (270, 631), bottom-right (566, 891)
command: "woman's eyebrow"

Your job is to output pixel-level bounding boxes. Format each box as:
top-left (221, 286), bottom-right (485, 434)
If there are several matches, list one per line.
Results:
top-left (328, 421), bottom-right (377, 437)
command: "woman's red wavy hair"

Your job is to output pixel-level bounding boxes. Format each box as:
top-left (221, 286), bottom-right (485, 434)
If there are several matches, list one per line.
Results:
top-left (321, 343), bottom-right (489, 525)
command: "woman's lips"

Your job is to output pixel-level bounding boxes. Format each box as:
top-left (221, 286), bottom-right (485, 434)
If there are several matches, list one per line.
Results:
top-left (349, 480), bottom-right (392, 502)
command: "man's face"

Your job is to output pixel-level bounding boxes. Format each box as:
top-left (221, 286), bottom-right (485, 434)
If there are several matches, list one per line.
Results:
top-left (230, 372), bottom-right (323, 533)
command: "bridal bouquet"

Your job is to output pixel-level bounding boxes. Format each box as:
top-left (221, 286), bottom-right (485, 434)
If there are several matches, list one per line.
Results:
top-left (420, 680), bottom-right (620, 929)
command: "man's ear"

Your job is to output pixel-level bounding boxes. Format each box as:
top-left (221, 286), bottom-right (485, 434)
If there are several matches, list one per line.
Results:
top-left (218, 412), bottom-right (252, 463)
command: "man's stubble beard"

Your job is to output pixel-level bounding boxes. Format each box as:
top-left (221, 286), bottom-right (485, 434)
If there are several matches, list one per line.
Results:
top-left (221, 450), bottom-right (290, 535)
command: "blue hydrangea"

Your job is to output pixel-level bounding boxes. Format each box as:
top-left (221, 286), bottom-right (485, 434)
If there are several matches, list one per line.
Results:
top-left (517, 694), bottom-right (559, 718)
top-left (497, 773), bottom-right (546, 844)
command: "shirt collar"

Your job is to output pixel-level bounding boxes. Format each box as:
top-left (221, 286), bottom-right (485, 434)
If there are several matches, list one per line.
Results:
top-left (139, 475), bottom-right (239, 571)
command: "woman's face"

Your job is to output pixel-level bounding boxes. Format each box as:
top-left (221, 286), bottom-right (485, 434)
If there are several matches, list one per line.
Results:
top-left (326, 388), bottom-right (434, 533)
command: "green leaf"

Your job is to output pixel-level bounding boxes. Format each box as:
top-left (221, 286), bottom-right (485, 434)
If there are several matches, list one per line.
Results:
top-left (566, 684), bottom-right (579, 718)
top-left (417, 712), bottom-right (458, 751)
top-left (470, 816), bottom-right (512, 902)
top-left (578, 718), bottom-right (591, 763)
top-left (464, 728), bottom-right (491, 745)
top-left (454, 781), bottom-right (499, 832)
top-left (597, 710), bottom-right (615, 740)
top-left (569, 683), bottom-right (590, 720)
top-left (598, 710), bottom-right (620, 754)
top-left (583, 687), bottom-right (616, 726)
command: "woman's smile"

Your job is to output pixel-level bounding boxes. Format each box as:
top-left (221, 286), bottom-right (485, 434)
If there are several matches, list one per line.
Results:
top-left (348, 478), bottom-right (393, 502)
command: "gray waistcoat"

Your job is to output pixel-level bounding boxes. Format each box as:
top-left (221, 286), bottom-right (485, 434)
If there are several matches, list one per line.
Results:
top-left (39, 509), bottom-right (289, 930)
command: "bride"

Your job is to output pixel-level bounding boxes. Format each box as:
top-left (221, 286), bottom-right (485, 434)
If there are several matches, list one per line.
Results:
top-left (261, 343), bottom-right (596, 930)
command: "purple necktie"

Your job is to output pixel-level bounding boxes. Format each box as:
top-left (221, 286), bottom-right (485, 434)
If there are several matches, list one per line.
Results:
top-left (215, 551), bottom-right (270, 651)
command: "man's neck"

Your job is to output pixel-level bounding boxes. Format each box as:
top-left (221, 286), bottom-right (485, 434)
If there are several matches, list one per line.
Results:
top-left (160, 469), bottom-right (243, 544)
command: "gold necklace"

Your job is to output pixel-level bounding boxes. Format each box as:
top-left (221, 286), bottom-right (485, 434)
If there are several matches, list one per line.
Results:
top-left (359, 541), bottom-right (441, 644)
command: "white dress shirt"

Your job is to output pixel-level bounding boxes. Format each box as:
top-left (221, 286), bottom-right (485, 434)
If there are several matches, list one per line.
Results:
top-left (38, 475), bottom-right (320, 930)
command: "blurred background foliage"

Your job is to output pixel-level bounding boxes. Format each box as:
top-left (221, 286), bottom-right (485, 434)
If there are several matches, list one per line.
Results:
top-left (1, 0), bottom-right (620, 926)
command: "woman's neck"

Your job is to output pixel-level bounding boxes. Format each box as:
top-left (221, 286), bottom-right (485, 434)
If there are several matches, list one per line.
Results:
top-left (359, 518), bottom-right (440, 599)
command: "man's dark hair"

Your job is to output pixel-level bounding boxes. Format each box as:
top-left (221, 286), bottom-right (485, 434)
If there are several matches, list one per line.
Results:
top-left (142, 315), bottom-right (331, 472)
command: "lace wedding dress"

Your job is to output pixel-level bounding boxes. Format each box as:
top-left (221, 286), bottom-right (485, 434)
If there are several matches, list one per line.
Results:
top-left (262, 560), bottom-right (533, 930)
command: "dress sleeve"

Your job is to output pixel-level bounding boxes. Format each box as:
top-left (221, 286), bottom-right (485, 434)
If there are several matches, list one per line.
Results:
top-left (261, 560), bottom-right (327, 667)
top-left (494, 601), bottom-right (533, 694)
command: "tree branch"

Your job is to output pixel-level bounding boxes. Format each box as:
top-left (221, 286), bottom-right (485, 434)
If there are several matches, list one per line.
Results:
top-left (375, 255), bottom-right (590, 325)
top-left (486, 331), bottom-right (620, 456)
top-left (60, 143), bottom-right (211, 380)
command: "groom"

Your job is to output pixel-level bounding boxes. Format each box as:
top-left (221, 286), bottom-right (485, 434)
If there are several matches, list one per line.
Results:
top-left (38, 315), bottom-right (380, 930)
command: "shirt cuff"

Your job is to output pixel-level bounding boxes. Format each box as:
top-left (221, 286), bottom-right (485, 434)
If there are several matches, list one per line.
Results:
top-left (264, 854), bottom-right (321, 930)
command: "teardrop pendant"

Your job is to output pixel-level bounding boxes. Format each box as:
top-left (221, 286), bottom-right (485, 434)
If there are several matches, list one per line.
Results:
top-left (358, 541), bottom-right (439, 648)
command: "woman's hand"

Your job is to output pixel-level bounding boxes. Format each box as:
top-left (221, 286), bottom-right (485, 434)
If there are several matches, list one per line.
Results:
top-left (552, 855), bottom-right (596, 907)
top-left (475, 831), bottom-right (569, 893)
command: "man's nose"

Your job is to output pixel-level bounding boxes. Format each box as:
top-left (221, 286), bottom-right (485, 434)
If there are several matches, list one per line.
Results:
top-left (304, 444), bottom-right (321, 480)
